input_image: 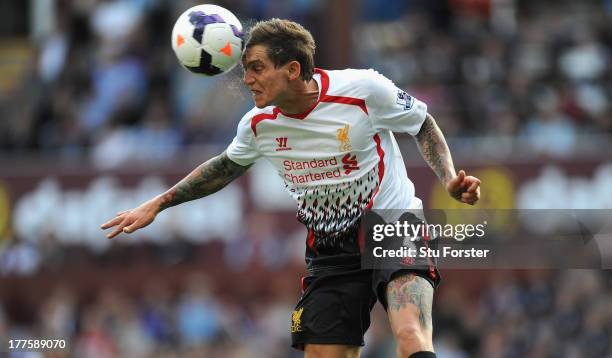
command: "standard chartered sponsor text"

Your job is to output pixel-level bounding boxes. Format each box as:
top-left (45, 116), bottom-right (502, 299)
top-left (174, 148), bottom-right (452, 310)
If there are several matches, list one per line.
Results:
top-left (282, 157), bottom-right (342, 184)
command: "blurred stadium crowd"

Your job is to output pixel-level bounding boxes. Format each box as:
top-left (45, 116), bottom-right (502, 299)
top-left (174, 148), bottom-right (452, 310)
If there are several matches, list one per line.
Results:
top-left (1, 261), bottom-right (610, 357)
top-left (1, 0), bottom-right (611, 163)
top-left (1, 0), bottom-right (612, 357)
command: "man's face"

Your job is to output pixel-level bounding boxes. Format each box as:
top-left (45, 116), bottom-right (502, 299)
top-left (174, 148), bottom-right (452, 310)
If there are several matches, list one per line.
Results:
top-left (242, 45), bottom-right (290, 108)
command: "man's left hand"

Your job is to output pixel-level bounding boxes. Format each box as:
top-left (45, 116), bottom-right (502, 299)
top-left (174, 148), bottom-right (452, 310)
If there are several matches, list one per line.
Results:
top-left (446, 170), bottom-right (481, 205)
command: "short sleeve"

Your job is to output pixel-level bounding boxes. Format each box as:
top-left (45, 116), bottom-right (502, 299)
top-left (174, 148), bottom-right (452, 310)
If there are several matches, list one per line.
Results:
top-left (365, 70), bottom-right (428, 135)
top-left (226, 111), bottom-right (261, 166)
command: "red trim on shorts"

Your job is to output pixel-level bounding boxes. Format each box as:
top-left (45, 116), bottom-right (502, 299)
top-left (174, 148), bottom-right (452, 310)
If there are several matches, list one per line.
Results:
top-left (250, 107), bottom-right (281, 136)
top-left (357, 222), bottom-right (366, 252)
top-left (306, 229), bottom-right (318, 255)
top-left (422, 230), bottom-right (437, 280)
top-left (366, 134), bottom-right (385, 209)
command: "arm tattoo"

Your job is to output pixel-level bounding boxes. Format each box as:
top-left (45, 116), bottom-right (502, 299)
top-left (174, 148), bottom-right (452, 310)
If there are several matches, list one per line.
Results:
top-left (158, 151), bottom-right (251, 211)
top-left (386, 273), bottom-right (434, 331)
top-left (415, 114), bottom-right (456, 186)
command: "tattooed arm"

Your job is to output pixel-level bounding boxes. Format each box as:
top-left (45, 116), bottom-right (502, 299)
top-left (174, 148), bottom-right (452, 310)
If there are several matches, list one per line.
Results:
top-left (158, 151), bottom-right (251, 211)
top-left (415, 113), bottom-right (481, 204)
top-left (100, 151), bottom-right (251, 238)
top-left (415, 114), bottom-right (456, 186)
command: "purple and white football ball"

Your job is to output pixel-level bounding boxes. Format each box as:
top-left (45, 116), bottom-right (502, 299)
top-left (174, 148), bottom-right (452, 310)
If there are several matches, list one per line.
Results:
top-left (171, 4), bottom-right (244, 76)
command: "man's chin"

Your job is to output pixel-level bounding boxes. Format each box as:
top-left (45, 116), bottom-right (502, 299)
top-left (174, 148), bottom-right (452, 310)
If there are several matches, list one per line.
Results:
top-left (254, 100), bottom-right (269, 109)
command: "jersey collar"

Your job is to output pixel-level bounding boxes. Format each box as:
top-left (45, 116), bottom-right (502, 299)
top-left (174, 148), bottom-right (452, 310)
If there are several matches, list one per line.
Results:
top-left (277, 68), bottom-right (328, 120)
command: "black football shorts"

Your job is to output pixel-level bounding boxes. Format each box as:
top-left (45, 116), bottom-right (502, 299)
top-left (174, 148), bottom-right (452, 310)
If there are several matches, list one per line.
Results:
top-left (290, 267), bottom-right (440, 350)
top-left (291, 211), bottom-right (441, 350)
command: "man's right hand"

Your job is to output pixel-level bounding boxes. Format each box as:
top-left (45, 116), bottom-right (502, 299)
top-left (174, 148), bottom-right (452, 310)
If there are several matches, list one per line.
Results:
top-left (100, 198), bottom-right (161, 239)
top-left (100, 152), bottom-right (251, 240)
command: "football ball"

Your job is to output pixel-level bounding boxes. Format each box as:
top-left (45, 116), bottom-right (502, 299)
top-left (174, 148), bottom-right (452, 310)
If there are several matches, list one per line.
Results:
top-left (171, 4), bottom-right (244, 76)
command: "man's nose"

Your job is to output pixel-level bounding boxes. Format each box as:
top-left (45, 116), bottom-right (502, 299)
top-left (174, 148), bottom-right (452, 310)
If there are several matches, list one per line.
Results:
top-left (243, 72), bottom-right (254, 86)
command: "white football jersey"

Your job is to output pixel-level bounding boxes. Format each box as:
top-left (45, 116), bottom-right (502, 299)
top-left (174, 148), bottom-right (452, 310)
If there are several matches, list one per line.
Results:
top-left (227, 68), bottom-right (427, 241)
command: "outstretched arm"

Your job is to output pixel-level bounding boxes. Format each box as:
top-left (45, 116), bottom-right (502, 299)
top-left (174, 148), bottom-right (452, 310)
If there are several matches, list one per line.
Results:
top-left (158, 151), bottom-right (251, 211)
top-left (414, 113), bottom-right (480, 205)
top-left (101, 151), bottom-right (251, 238)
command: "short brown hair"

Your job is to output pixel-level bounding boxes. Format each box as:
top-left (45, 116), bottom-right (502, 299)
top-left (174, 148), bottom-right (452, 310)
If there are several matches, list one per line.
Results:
top-left (244, 19), bottom-right (316, 81)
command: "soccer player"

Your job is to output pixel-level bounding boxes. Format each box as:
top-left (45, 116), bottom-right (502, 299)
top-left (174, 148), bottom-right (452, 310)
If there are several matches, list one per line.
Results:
top-left (101, 19), bottom-right (480, 358)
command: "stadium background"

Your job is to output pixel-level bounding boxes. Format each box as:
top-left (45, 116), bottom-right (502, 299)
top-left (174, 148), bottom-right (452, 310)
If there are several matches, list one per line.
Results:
top-left (0, 0), bottom-right (611, 356)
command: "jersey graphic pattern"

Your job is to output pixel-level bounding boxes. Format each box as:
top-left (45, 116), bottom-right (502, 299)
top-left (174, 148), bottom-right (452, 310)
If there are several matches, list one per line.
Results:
top-left (290, 163), bottom-right (380, 250)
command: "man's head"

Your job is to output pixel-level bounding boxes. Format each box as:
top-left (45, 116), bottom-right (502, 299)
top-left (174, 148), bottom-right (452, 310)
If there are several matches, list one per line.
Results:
top-left (242, 19), bottom-right (316, 108)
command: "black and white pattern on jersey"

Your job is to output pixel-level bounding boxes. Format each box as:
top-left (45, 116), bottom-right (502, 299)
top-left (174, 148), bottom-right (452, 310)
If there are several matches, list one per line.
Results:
top-left (291, 164), bottom-right (381, 251)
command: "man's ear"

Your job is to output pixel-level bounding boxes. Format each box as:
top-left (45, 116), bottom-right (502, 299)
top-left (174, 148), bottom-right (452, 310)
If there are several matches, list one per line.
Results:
top-left (287, 61), bottom-right (302, 81)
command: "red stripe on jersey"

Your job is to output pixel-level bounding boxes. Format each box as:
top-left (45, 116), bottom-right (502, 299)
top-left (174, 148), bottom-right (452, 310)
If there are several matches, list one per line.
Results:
top-left (318, 68), bottom-right (329, 96)
top-left (279, 68), bottom-right (368, 119)
top-left (320, 95), bottom-right (368, 114)
top-left (318, 69), bottom-right (368, 114)
top-left (366, 133), bottom-right (385, 209)
top-left (251, 107), bottom-right (280, 136)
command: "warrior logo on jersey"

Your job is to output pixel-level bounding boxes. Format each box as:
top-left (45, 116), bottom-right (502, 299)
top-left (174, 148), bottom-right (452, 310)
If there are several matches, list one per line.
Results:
top-left (336, 123), bottom-right (352, 152)
top-left (275, 137), bottom-right (292, 151)
top-left (396, 90), bottom-right (414, 111)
